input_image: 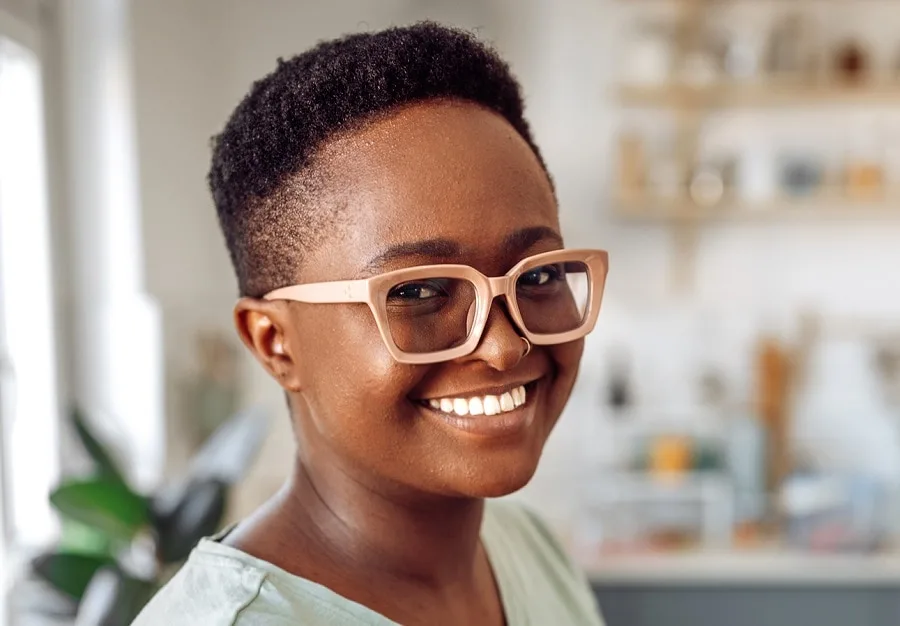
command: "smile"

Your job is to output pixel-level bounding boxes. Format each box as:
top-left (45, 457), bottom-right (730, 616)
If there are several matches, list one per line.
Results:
top-left (420, 384), bottom-right (530, 417)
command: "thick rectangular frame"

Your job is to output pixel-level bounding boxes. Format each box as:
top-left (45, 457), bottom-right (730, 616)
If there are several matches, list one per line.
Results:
top-left (264, 248), bottom-right (609, 364)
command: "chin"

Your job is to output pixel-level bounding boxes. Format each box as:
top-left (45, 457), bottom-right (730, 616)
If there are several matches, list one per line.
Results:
top-left (457, 451), bottom-right (543, 499)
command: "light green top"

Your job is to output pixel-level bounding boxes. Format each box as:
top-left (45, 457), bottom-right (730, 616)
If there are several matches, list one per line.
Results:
top-left (133, 500), bottom-right (605, 625)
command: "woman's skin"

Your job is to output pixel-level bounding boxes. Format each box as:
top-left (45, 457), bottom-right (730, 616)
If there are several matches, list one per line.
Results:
top-left (228, 100), bottom-right (585, 626)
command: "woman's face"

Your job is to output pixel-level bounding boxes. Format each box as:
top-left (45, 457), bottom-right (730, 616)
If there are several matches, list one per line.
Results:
top-left (242, 101), bottom-right (584, 499)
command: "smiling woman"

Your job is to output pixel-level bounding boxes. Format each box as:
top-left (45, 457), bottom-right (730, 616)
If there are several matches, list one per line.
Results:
top-left (135, 22), bottom-right (608, 626)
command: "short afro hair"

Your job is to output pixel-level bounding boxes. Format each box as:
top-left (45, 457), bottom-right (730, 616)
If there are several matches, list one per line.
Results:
top-left (209, 21), bottom-right (549, 298)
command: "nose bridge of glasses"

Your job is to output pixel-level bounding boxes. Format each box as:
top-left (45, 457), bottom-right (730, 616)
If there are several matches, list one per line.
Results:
top-left (465, 275), bottom-right (519, 339)
top-left (484, 275), bottom-right (523, 333)
top-left (486, 275), bottom-right (514, 299)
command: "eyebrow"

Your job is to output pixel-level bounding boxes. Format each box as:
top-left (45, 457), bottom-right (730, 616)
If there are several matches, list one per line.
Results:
top-left (361, 239), bottom-right (461, 275)
top-left (502, 226), bottom-right (564, 255)
top-left (360, 225), bottom-right (564, 275)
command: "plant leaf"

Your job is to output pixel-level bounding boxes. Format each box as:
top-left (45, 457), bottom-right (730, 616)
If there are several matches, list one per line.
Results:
top-left (76, 566), bottom-right (157, 626)
top-left (152, 478), bottom-right (227, 564)
top-left (183, 407), bottom-right (268, 485)
top-left (50, 479), bottom-right (149, 542)
top-left (59, 518), bottom-right (113, 556)
top-left (72, 408), bottom-right (126, 484)
top-left (32, 550), bottom-right (115, 600)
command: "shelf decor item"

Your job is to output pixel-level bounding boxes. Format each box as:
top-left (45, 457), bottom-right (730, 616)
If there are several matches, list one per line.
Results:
top-left (844, 130), bottom-right (885, 200)
top-left (766, 13), bottom-right (818, 81)
top-left (779, 156), bottom-right (823, 198)
top-left (834, 40), bottom-right (870, 85)
top-left (623, 22), bottom-right (674, 87)
top-left (617, 133), bottom-right (647, 202)
top-left (689, 165), bottom-right (725, 208)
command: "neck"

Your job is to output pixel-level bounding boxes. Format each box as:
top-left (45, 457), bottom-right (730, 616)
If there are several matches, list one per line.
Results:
top-left (275, 456), bottom-right (486, 586)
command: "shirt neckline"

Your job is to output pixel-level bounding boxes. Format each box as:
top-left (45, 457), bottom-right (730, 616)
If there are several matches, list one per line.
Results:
top-left (198, 503), bottom-right (518, 625)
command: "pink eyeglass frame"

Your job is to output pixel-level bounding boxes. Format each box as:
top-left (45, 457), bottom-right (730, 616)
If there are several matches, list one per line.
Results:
top-left (263, 248), bottom-right (609, 365)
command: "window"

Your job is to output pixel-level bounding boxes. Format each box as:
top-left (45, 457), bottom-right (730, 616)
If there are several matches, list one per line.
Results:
top-left (0, 30), bottom-right (60, 612)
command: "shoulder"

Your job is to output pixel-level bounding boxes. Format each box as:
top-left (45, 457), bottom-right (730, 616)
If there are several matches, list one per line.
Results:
top-left (132, 539), bottom-right (394, 626)
top-left (132, 544), bottom-right (268, 625)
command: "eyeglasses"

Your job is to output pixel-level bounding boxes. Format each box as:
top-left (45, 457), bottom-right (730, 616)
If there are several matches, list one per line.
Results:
top-left (263, 248), bottom-right (609, 364)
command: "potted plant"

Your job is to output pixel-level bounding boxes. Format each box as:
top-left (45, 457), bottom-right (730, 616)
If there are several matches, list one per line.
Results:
top-left (31, 407), bottom-right (268, 624)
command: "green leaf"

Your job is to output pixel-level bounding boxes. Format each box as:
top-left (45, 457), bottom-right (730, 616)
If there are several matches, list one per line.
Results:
top-left (80, 567), bottom-right (157, 624)
top-left (153, 479), bottom-right (227, 563)
top-left (59, 518), bottom-right (114, 556)
top-left (50, 479), bottom-right (149, 542)
top-left (32, 550), bottom-right (115, 600)
top-left (72, 408), bottom-right (126, 484)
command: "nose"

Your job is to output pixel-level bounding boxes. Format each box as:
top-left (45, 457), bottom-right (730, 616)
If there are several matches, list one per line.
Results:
top-left (463, 300), bottom-right (526, 371)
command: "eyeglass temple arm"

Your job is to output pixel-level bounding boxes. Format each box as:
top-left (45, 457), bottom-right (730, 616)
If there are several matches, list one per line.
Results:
top-left (263, 280), bottom-right (369, 303)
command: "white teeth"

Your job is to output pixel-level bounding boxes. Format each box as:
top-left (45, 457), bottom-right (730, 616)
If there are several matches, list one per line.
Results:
top-left (425, 385), bottom-right (529, 417)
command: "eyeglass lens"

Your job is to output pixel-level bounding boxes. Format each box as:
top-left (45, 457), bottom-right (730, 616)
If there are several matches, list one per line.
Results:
top-left (382, 261), bottom-right (591, 354)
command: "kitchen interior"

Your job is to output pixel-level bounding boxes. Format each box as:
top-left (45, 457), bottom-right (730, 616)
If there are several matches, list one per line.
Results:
top-left (552, 1), bottom-right (900, 624)
top-left (2, 0), bottom-right (900, 624)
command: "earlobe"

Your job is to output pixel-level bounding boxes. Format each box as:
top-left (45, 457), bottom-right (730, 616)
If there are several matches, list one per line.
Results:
top-left (233, 298), bottom-right (303, 391)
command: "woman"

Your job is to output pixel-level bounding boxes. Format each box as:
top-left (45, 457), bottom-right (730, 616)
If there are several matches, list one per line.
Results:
top-left (135, 22), bottom-right (608, 625)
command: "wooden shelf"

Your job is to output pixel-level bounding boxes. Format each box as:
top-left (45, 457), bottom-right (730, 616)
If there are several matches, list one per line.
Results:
top-left (615, 194), bottom-right (900, 222)
top-left (618, 82), bottom-right (900, 109)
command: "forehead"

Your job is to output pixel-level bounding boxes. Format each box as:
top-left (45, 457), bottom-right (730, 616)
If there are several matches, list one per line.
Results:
top-left (305, 101), bottom-right (559, 281)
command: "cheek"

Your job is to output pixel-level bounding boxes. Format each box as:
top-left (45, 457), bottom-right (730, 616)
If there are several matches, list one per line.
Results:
top-left (292, 306), bottom-right (423, 436)
top-left (559, 339), bottom-right (586, 372)
top-left (546, 340), bottom-right (585, 407)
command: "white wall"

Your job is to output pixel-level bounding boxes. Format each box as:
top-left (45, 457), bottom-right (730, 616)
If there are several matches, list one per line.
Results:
top-left (0, 0), bottom-right (36, 26)
top-left (131, 0), bottom-right (900, 525)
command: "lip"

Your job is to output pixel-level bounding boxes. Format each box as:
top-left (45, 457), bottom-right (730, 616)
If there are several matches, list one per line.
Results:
top-left (415, 380), bottom-right (541, 439)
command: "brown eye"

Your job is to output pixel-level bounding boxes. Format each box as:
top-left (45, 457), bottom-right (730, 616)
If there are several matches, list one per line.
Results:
top-left (387, 279), bottom-right (450, 303)
top-left (517, 263), bottom-right (564, 288)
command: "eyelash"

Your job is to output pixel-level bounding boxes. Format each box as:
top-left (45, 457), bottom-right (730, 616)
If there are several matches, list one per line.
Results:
top-left (387, 279), bottom-right (450, 302)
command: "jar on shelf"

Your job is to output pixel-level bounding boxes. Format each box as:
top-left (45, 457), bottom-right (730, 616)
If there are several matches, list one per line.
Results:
top-left (844, 128), bottom-right (884, 200)
top-left (622, 23), bottom-right (674, 86)
top-left (833, 40), bottom-right (870, 86)
top-left (766, 13), bottom-right (819, 81)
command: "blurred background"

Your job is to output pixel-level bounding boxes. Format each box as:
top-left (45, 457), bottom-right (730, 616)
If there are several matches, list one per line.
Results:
top-left (1, 0), bottom-right (900, 624)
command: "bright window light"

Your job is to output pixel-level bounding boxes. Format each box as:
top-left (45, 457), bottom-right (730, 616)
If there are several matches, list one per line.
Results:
top-left (0, 36), bottom-right (60, 557)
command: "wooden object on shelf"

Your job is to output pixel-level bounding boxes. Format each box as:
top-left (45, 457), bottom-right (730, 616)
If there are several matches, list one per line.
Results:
top-left (756, 337), bottom-right (792, 498)
top-left (617, 134), bottom-right (647, 202)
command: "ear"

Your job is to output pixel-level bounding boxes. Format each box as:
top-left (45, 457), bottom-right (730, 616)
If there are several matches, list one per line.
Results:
top-left (234, 298), bottom-right (303, 392)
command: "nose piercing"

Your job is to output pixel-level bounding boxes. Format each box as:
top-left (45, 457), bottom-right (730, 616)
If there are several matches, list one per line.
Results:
top-left (521, 336), bottom-right (532, 357)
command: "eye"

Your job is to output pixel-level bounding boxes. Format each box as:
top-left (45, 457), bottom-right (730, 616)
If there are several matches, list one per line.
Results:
top-left (387, 280), bottom-right (449, 302)
top-left (517, 263), bottom-right (564, 288)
